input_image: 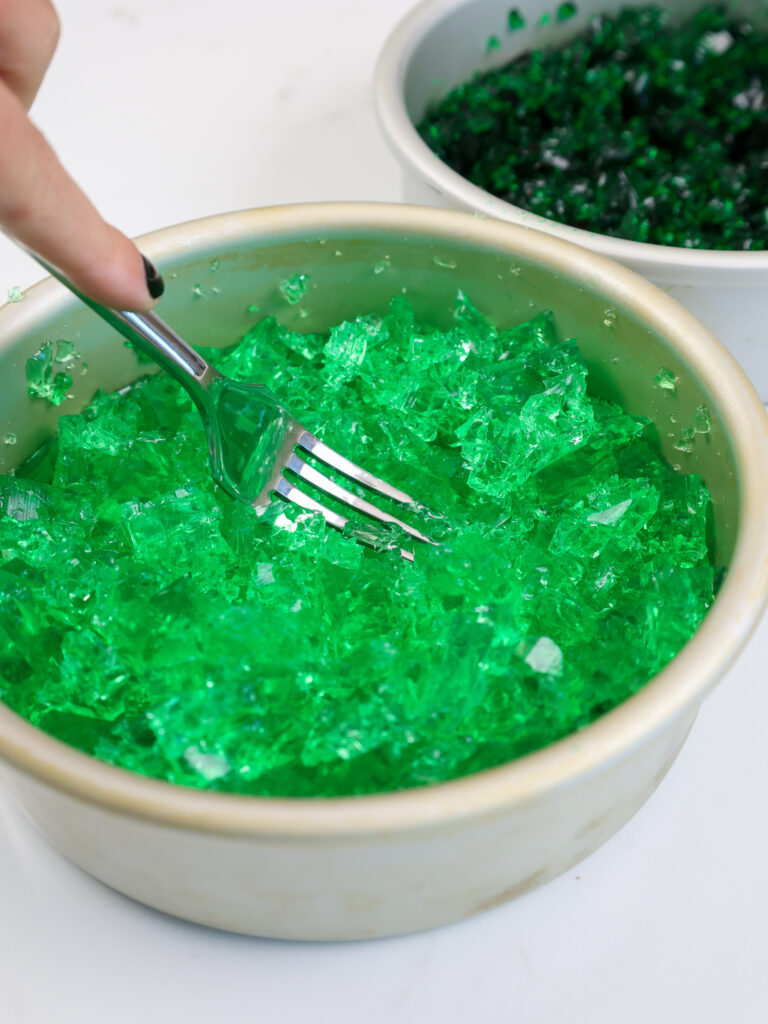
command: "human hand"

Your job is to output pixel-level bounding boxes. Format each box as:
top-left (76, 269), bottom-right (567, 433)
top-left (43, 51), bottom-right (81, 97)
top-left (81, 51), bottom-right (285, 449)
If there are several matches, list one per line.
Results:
top-left (0, 0), bottom-right (163, 311)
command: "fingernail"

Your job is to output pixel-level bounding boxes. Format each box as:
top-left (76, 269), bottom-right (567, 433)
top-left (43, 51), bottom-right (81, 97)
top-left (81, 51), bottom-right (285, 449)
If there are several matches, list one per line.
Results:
top-left (142, 254), bottom-right (165, 300)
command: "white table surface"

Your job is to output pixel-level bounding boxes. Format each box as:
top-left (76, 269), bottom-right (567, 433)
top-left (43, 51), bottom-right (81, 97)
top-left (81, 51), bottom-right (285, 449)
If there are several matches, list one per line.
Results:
top-left (0, 2), bottom-right (766, 1021)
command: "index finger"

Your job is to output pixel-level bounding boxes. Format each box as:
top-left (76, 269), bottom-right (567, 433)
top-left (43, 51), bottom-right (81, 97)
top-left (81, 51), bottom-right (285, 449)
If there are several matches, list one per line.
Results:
top-left (0, 81), bottom-right (159, 311)
top-left (0, 0), bottom-right (60, 110)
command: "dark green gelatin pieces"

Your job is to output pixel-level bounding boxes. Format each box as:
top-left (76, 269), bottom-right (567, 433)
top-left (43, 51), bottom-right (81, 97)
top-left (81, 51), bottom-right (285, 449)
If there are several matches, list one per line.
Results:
top-left (419, 4), bottom-right (768, 249)
top-left (0, 295), bottom-right (715, 797)
top-left (508, 8), bottom-right (526, 31)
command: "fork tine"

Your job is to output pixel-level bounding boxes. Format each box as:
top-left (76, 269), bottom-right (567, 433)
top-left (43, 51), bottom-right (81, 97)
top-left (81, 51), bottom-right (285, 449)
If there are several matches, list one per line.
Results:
top-left (286, 454), bottom-right (434, 545)
top-left (297, 431), bottom-right (415, 505)
top-left (275, 476), bottom-right (347, 531)
top-left (274, 477), bottom-right (415, 562)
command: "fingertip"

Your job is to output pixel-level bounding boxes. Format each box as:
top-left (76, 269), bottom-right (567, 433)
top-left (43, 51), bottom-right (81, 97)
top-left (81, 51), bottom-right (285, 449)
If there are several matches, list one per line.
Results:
top-left (109, 243), bottom-right (165, 312)
top-left (63, 237), bottom-right (165, 313)
top-left (141, 254), bottom-right (165, 302)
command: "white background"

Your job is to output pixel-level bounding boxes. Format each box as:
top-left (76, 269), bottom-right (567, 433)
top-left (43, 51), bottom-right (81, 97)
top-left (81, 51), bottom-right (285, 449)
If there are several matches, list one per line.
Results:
top-left (0, 2), bottom-right (766, 1021)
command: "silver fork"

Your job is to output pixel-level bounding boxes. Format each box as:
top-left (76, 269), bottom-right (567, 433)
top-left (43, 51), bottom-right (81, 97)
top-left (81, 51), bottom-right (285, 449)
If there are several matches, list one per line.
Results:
top-left (24, 251), bottom-right (431, 558)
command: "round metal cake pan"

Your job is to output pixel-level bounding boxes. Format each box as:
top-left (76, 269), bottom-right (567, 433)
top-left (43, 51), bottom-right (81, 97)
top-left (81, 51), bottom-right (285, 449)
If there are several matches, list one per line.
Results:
top-left (374, 0), bottom-right (768, 399)
top-left (0, 203), bottom-right (766, 939)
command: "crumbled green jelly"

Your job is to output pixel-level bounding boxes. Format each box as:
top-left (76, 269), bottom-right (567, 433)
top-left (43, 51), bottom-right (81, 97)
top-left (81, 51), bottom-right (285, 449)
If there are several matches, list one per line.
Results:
top-left (508, 8), bottom-right (526, 31)
top-left (25, 341), bottom-right (73, 405)
top-left (0, 294), bottom-right (715, 796)
top-left (419, 4), bottom-right (768, 250)
top-left (279, 272), bottom-right (310, 305)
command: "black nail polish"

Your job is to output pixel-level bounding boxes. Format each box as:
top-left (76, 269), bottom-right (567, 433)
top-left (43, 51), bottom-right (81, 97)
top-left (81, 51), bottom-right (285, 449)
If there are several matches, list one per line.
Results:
top-left (142, 255), bottom-right (165, 300)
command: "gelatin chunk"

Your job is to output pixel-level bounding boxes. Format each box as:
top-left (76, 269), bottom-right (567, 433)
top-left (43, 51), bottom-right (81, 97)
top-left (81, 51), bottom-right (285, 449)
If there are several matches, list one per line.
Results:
top-left (418, 4), bottom-right (768, 250)
top-left (694, 404), bottom-right (712, 435)
top-left (279, 273), bottom-right (310, 305)
top-left (508, 8), bottom-right (526, 31)
top-left (25, 341), bottom-right (73, 405)
top-left (0, 294), bottom-right (715, 797)
top-left (54, 339), bottom-right (77, 365)
top-left (655, 367), bottom-right (677, 393)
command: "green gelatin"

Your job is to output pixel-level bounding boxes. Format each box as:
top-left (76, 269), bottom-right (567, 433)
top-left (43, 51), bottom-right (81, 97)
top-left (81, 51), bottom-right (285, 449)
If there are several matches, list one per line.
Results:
top-left (26, 341), bottom-right (73, 405)
top-left (54, 339), bottom-right (78, 365)
top-left (557, 2), bottom-right (578, 21)
top-left (0, 294), bottom-right (715, 797)
top-left (508, 8), bottom-right (526, 31)
top-left (655, 366), bottom-right (678, 393)
top-left (694, 404), bottom-right (712, 434)
top-left (279, 273), bottom-right (310, 305)
top-left (418, 4), bottom-right (768, 250)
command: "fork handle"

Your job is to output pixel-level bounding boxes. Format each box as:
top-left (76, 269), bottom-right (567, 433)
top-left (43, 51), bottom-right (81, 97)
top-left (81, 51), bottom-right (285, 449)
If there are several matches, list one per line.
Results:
top-left (19, 245), bottom-right (214, 388)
